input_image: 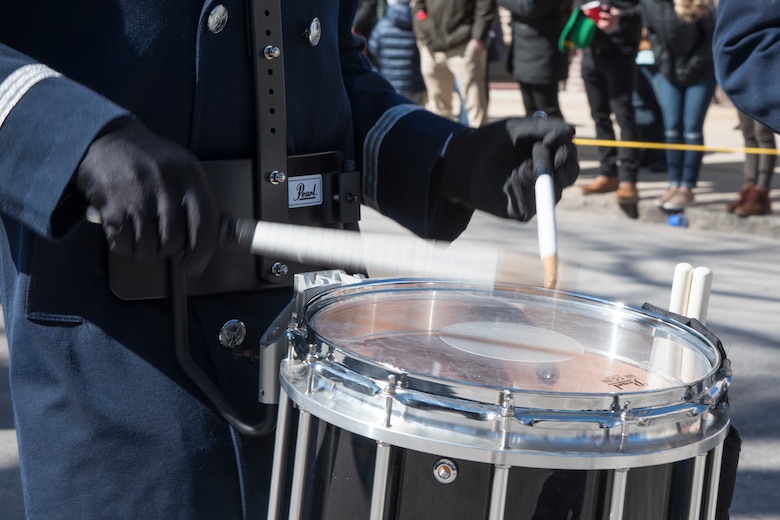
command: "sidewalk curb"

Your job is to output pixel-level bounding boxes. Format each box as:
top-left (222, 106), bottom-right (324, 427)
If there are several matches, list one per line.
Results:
top-left (558, 188), bottom-right (780, 239)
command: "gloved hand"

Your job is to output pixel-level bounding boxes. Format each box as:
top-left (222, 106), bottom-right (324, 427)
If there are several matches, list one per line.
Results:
top-left (76, 118), bottom-right (220, 274)
top-left (434, 117), bottom-right (579, 221)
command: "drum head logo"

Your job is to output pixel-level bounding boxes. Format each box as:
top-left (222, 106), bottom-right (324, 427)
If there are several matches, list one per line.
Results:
top-left (601, 374), bottom-right (648, 390)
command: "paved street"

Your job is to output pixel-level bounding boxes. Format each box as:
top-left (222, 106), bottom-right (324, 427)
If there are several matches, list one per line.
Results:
top-left (1, 84), bottom-right (779, 519)
top-left (361, 204), bottom-right (780, 520)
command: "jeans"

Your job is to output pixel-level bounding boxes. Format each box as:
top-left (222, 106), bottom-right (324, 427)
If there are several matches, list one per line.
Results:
top-left (654, 74), bottom-right (716, 189)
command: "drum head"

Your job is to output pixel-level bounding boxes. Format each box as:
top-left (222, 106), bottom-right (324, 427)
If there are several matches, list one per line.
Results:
top-left (305, 280), bottom-right (721, 401)
top-left (284, 278), bottom-right (730, 469)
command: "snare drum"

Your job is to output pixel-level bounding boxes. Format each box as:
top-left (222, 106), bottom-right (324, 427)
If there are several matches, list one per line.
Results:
top-left (267, 276), bottom-right (731, 520)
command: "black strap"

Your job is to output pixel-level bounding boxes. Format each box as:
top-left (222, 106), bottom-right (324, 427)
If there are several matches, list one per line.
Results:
top-left (249, 0), bottom-right (291, 283)
top-left (640, 302), bottom-right (728, 361)
top-left (169, 0), bottom-right (291, 437)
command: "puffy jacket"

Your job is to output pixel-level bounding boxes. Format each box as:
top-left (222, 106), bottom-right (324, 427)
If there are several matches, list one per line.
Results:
top-left (499, 0), bottom-right (571, 84)
top-left (641, 0), bottom-right (715, 87)
top-left (368, 3), bottom-right (426, 95)
top-left (413, 0), bottom-right (497, 52)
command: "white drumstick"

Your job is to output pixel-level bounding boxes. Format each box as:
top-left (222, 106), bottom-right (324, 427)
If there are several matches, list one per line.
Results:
top-left (687, 266), bottom-right (713, 324)
top-left (87, 207), bottom-right (553, 287)
top-left (669, 262), bottom-right (693, 315)
top-left (532, 140), bottom-right (558, 289)
top-left (240, 220), bottom-right (542, 286)
top-left (535, 172), bottom-right (557, 289)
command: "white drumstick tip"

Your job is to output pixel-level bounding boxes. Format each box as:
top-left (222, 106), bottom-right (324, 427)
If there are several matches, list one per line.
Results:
top-left (669, 262), bottom-right (693, 315)
top-left (535, 174), bottom-right (557, 289)
top-left (668, 262), bottom-right (712, 324)
top-left (532, 130), bottom-right (558, 290)
top-left (688, 266), bottom-right (713, 324)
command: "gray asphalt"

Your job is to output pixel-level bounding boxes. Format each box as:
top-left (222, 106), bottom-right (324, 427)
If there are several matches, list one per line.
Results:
top-left (1, 85), bottom-right (779, 519)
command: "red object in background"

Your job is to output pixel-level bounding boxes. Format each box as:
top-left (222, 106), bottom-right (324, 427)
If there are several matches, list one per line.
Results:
top-left (416, 10), bottom-right (427, 21)
top-left (581, 1), bottom-right (602, 23)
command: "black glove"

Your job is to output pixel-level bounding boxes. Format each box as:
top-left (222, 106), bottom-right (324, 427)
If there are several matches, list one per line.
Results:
top-left (434, 117), bottom-right (579, 221)
top-left (76, 118), bottom-right (220, 274)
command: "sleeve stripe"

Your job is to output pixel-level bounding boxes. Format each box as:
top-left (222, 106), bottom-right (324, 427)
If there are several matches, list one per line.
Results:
top-left (0, 64), bottom-right (62, 129)
top-left (362, 103), bottom-right (423, 209)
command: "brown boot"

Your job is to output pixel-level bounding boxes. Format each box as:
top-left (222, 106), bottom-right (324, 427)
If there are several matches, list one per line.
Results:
top-left (726, 183), bottom-right (754, 213)
top-left (580, 175), bottom-right (619, 194)
top-left (614, 182), bottom-right (639, 204)
top-left (735, 187), bottom-right (772, 216)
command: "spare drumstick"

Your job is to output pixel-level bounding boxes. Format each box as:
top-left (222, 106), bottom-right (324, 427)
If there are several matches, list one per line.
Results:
top-left (669, 262), bottom-right (693, 315)
top-left (532, 141), bottom-right (558, 289)
top-left (665, 264), bottom-right (712, 384)
top-left (224, 218), bottom-right (547, 287)
top-left (687, 266), bottom-right (713, 324)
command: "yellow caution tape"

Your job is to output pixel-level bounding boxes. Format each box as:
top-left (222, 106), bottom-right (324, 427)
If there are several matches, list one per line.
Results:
top-left (572, 137), bottom-right (780, 156)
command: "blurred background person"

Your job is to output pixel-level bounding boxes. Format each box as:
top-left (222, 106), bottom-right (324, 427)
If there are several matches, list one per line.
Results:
top-left (413, 0), bottom-right (496, 127)
top-left (354, 0), bottom-right (387, 66)
top-left (633, 27), bottom-right (667, 172)
top-left (485, 7), bottom-right (508, 101)
top-left (354, 0), bottom-right (384, 45)
top-left (498, 0), bottom-right (572, 120)
top-left (642, 0), bottom-right (716, 211)
top-left (576, 0), bottom-right (643, 207)
top-left (368, 0), bottom-right (428, 105)
top-left (726, 111), bottom-right (776, 217)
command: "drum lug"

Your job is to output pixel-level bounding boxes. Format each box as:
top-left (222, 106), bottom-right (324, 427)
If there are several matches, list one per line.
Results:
top-left (618, 401), bottom-right (634, 453)
top-left (498, 391), bottom-right (515, 450)
top-left (287, 327), bottom-right (314, 362)
top-left (382, 375), bottom-right (398, 428)
top-left (697, 389), bottom-right (715, 436)
top-left (304, 343), bottom-right (320, 394)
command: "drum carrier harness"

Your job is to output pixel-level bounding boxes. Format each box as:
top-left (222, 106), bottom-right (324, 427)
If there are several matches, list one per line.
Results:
top-left (110, 0), bottom-right (362, 436)
top-left (107, 0), bottom-right (361, 300)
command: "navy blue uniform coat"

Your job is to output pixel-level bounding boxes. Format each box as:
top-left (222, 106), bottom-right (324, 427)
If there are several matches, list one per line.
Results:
top-left (0, 1), bottom-right (473, 518)
top-left (714, 0), bottom-right (780, 134)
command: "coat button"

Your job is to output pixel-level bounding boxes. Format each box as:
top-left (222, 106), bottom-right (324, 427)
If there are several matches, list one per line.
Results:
top-left (305, 17), bottom-right (321, 46)
top-left (219, 319), bottom-right (246, 348)
top-left (207, 5), bottom-right (229, 34)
